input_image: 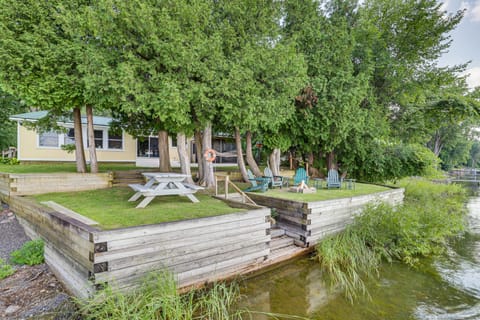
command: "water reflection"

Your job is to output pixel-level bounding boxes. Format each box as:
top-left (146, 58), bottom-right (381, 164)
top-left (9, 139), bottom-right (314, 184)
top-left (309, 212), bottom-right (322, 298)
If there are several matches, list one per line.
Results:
top-left (240, 196), bottom-right (480, 320)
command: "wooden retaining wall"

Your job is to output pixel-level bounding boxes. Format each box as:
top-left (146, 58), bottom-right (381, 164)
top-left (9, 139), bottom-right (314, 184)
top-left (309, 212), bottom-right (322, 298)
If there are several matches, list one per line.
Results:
top-left (0, 193), bottom-right (271, 297)
top-left (0, 173), bottom-right (10, 196)
top-left (249, 188), bottom-right (404, 247)
top-left (91, 208), bottom-right (271, 291)
top-left (1, 194), bottom-right (97, 298)
top-left (0, 172), bottom-right (113, 196)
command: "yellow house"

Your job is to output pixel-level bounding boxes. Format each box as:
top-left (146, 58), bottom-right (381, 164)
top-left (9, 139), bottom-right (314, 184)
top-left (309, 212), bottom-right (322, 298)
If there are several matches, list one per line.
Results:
top-left (10, 111), bottom-right (236, 167)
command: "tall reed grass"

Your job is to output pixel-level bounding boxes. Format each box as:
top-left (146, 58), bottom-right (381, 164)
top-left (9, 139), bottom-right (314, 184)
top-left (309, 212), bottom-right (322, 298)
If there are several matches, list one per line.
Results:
top-left (78, 271), bottom-right (312, 319)
top-left (316, 178), bottom-right (467, 302)
top-left (77, 271), bottom-right (245, 319)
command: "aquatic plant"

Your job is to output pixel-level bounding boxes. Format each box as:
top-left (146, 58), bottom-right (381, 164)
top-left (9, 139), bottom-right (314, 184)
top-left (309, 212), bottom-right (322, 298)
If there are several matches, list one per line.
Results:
top-left (78, 271), bottom-right (247, 320)
top-left (316, 178), bottom-right (467, 302)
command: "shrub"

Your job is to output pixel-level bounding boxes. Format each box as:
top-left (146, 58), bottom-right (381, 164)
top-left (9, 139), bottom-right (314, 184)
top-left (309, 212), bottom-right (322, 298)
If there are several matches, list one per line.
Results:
top-left (354, 143), bottom-right (443, 182)
top-left (10, 240), bottom-right (45, 266)
top-left (316, 178), bottom-right (467, 301)
top-left (0, 258), bottom-right (15, 279)
top-left (0, 157), bottom-right (20, 165)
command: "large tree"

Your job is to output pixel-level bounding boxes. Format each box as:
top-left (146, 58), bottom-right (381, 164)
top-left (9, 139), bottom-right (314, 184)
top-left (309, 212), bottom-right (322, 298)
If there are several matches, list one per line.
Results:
top-left (214, 1), bottom-right (307, 181)
top-left (284, 0), bottom-right (372, 171)
top-left (0, 0), bottom-right (113, 173)
top-left (68, 0), bottom-right (223, 184)
top-left (0, 90), bottom-right (28, 151)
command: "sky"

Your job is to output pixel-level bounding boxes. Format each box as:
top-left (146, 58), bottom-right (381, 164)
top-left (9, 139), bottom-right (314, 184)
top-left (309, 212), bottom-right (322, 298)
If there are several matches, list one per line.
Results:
top-left (438, 0), bottom-right (480, 88)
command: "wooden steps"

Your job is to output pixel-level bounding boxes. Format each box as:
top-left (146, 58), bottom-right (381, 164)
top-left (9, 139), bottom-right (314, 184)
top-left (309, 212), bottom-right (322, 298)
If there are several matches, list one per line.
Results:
top-left (112, 171), bottom-right (146, 186)
top-left (270, 235), bottom-right (294, 251)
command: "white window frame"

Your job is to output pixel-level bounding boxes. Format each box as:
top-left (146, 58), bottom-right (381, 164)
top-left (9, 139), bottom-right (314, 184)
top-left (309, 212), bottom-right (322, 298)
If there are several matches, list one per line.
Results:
top-left (37, 130), bottom-right (64, 149)
top-left (37, 126), bottom-right (124, 151)
top-left (88, 127), bottom-right (124, 151)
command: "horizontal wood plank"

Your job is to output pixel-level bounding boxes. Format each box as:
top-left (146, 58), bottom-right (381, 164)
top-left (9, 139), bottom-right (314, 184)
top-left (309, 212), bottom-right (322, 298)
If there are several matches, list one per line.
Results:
top-left (95, 208), bottom-right (270, 242)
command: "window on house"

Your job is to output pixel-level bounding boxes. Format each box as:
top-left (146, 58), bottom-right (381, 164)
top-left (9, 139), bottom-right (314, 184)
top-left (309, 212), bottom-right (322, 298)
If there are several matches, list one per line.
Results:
top-left (64, 128), bottom-right (75, 145)
top-left (94, 130), bottom-right (104, 148)
top-left (171, 136), bottom-right (177, 147)
top-left (108, 131), bottom-right (122, 149)
top-left (39, 131), bottom-right (60, 147)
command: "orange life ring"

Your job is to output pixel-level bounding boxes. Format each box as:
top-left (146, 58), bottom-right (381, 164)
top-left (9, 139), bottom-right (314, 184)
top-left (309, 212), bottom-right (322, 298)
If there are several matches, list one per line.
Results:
top-left (204, 149), bottom-right (216, 162)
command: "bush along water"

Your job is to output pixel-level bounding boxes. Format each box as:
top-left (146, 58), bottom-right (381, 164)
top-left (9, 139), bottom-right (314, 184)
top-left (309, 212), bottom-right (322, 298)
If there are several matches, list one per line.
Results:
top-left (316, 178), bottom-right (467, 302)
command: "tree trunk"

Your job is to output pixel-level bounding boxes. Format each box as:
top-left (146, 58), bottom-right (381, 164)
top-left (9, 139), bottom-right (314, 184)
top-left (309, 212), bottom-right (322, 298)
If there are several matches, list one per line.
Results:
top-left (269, 148), bottom-right (281, 176)
top-left (327, 151), bottom-right (336, 170)
top-left (158, 130), bottom-right (171, 172)
top-left (245, 131), bottom-right (262, 177)
top-left (235, 127), bottom-right (249, 182)
top-left (201, 123), bottom-right (215, 188)
top-left (177, 132), bottom-right (194, 184)
top-left (433, 131), bottom-right (443, 157)
top-left (73, 107), bottom-right (87, 173)
top-left (194, 129), bottom-right (204, 182)
top-left (85, 105), bottom-right (98, 173)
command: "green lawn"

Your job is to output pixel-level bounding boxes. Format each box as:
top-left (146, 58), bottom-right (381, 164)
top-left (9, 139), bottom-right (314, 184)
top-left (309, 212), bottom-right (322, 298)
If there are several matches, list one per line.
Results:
top-left (0, 163), bottom-right (149, 173)
top-left (261, 182), bottom-right (392, 202)
top-left (32, 187), bottom-right (245, 230)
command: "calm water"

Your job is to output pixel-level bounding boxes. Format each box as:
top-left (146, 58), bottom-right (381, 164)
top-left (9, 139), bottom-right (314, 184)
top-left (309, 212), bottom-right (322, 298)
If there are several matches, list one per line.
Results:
top-left (239, 196), bottom-right (480, 319)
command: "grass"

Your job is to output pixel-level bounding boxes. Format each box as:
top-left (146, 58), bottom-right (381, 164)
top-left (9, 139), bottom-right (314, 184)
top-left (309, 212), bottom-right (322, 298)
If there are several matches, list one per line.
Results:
top-left (77, 271), bottom-right (245, 320)
top-left (0, 163), bottom-right (149, 173)
top-left (78, 270), bottom-right (307, 320)
top-left (263, 182), bottom-right (391, 202)
top-left (33, 187), bottom-right (246, 229)
top-left (316, 177), bottom-right (467, 302)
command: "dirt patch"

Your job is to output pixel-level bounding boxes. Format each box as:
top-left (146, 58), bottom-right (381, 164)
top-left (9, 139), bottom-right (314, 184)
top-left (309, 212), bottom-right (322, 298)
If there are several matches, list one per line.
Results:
top-left (0, 206), bottom-right (78, 319)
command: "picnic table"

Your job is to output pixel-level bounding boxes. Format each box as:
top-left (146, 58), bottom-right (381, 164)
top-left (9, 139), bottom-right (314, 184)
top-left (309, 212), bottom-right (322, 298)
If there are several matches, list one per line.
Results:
top-left (128, 172), bottom-right (203, 208)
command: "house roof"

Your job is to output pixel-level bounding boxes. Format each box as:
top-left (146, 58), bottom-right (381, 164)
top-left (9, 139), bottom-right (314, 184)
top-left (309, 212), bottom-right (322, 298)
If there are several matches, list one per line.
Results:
top-left (9, 111), bottom-right (113, 127)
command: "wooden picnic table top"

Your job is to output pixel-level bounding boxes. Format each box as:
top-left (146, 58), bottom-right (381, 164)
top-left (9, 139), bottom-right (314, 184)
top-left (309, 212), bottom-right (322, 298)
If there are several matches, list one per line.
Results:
top-left (130, 172), bottom-right (200, 208)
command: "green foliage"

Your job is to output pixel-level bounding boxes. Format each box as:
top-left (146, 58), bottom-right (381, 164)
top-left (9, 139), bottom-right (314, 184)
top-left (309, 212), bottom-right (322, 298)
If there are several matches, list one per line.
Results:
top-left (78, 271), bottom-right (245, 320)
top-left (0, 157), bottom-right (19, 165)
top-left (60, 144), bottom-right (76, 154)
top-left (0, 258), bottom-right (15, 279)
top-left (354, 143), bottom-right (441, 182)
top-left (0, 89), bottom-right (27, 150)
top-left (316, 229), bottom-right (379, 303)
top-left (316, 178), bottom-right (467, 301)
top-left (10, 240), bottom-right (45, 266)
top-left (285, 0), bottom-right (372, 157)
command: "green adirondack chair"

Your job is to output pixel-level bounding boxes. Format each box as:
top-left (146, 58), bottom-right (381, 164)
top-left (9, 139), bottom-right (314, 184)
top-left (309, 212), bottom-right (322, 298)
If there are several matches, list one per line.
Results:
top-left (263, 167), bottom-right (286, 188)
top-left (326, 169), bottom-right (342, 189)
top-left (293, 168), bottom-right (309, 186)
top-left (245, 169), bottom-right (269, 192)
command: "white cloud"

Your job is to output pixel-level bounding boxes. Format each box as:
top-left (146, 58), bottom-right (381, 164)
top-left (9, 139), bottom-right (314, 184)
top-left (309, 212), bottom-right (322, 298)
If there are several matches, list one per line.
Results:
top-left (471, 0), bottom-right (480, 21)
top-left (459, 0), bottom-right (471, 12)
top-left (439, 0), bottom-right (451, 12)
top-left (465, 67), bottom-right (480, 88)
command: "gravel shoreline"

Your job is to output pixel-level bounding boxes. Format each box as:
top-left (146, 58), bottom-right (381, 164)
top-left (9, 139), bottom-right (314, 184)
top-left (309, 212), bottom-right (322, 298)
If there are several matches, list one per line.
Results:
top-left (0, 203), bottom-right (30, 262)
top-left (0, 204), bottom-right (77, 319)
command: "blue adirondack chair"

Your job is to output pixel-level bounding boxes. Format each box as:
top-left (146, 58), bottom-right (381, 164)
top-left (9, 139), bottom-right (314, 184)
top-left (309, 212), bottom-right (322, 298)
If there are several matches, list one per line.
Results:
top-left (264, 167), bottom-right (286, 188)
top-left (293, 168), bottom-right (309, 186)
top-left (245, 169), bottom-right (269, 192)
top-left (326, 169), bottom-right (342, 189)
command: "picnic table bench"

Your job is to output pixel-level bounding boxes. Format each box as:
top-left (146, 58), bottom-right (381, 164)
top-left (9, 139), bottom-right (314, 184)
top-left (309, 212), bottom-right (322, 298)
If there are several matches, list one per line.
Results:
top-left (128, 172), bottom-right (203, 208)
